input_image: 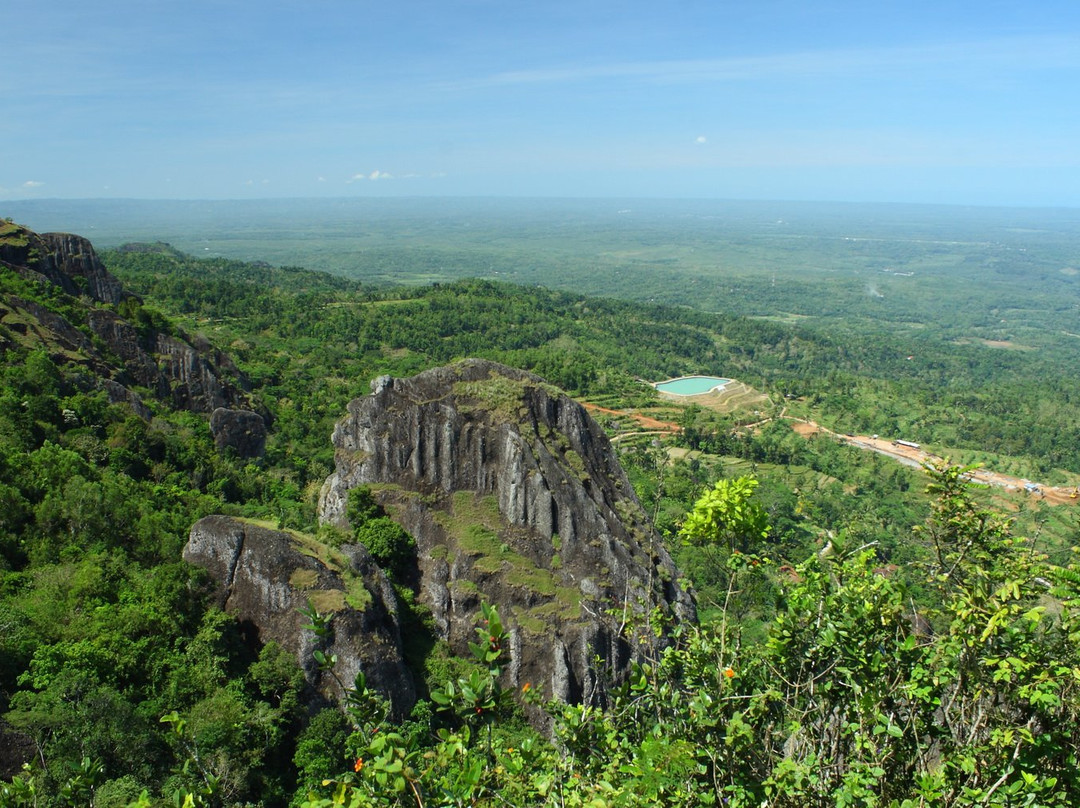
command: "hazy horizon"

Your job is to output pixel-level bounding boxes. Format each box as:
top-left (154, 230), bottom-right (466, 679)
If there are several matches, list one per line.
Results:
top-left (7, 193), bottom-right (1080, 210)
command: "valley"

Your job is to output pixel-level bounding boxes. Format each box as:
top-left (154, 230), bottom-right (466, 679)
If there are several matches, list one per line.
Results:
top-left (3, 202), bottom-right (1080, 806)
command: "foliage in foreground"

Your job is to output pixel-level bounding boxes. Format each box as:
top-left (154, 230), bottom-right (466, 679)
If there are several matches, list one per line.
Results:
top-left (3, 448), bottom-right (1080, 806)
top-left (135, 463), bottom-right (1078, 808)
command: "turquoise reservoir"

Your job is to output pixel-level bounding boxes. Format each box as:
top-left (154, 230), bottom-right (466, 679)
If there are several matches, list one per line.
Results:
top-left (655, 376), bottom-right (731, 396)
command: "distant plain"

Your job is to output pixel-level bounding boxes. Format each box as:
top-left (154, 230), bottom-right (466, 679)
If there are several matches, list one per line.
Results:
top-left (7, 197), bottom-right (1079, 356)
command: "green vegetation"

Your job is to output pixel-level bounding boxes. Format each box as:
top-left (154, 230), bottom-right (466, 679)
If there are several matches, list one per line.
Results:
top-left (346, 487), bottom-right (416, 580)
top-left (4, 201), bottom-right (1080, 805)
top-left (453, 376), bottom-right (547, 421)
top-left (432, 493), bottom-right (579, 623)
top-left (287, 469), bottom-right (1080, 807)
top-left (100, 230), bottom-right (1080, 479)
top-left (0, 347), bottom-right (311, 803)
top-left (0, 220), bottom-right (31, 247)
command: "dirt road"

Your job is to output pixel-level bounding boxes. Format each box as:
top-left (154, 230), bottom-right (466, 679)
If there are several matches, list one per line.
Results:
top-left (789, 418), bottom-right (1078, 506)
top-left (582, 400), bottom-right (1076, 507)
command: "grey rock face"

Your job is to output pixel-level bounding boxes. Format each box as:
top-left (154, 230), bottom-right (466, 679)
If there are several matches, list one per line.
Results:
top-left (154, 333), bottom-right (247, 413)
top-left (0, 230), bottom-right (127, 305)
top-left (39, 232), bottom-right (127, 304)
top-left (184, 515), bottom-right (416, 715)
top-left (1, 222), bottom-right (255, 418)
top-left (83, 310), bottom-right (251, 414)
top-left (210, 408), bottom-right (268, 458)
top-left (319, 359), bottom-right (695, 713)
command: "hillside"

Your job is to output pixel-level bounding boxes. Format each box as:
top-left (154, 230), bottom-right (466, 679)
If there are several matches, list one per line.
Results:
top-left (100, 238), bottom-right (1080, 557)
top-left (0, 222), bottom-right (260, 431)
top-left (101, 230), bottom-right (1080, 478)
top-left (2, 222), bottom-right (1080, 806)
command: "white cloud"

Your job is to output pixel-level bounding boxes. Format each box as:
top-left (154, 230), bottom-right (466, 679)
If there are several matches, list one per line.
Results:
top-left (348, 169), bottom-right (430, 183)
top-left (22, 180), bottom-right (44, 188)
top-left (695, 136), bottom-right (707, 144)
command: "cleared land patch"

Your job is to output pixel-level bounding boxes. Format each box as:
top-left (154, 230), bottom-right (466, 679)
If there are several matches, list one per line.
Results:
top-left (782, 422), bottom-right (1080, 508)
top-left (953, 337), bottom-right (1035, 351)
top-left (650, 376), bottom-right (770, 415)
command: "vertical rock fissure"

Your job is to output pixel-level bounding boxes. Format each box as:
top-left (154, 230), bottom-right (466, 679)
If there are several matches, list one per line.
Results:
top-left (223, 524), bottom-right (246, 605)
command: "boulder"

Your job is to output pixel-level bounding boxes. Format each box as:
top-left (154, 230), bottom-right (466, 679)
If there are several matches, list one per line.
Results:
top-left (184, 515), bottom-right (415, 715)
top-left (210, 408), bottom-right (267, 458)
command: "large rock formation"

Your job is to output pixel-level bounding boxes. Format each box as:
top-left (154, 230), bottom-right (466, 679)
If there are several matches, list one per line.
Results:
top-left (0, 221), bottom-right (260, 420)
top-left (184, 515), bottom-right (415, 714)
top-left (0, 229), bottom-right (126, 305)
top-left (210, 407), bottom-right (268, 458)
top-left (319, 359), bottom-right (695, 708)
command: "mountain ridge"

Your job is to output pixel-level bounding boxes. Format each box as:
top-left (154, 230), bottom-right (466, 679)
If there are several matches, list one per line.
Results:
top-left (0, 220), bottom-right (265, 452)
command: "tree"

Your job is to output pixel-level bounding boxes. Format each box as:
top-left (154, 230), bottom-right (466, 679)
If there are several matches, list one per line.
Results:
top-left (680, 475), bottom-right (770, 553)
top-left (355, 518), bottom-right (416, 579)
top-left (679, 474), bottom-right (774, 628)
top-left (347, 487), bottom-right (416, 578)
top-left (346, 486), bottom-right (381, 526)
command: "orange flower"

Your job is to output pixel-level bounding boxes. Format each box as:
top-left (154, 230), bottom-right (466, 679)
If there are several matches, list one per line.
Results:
top-left (522, 682), bottom-right (532, 693)
top-left (723, 667), bottom-right (735, 679)
top-left (354, 758), bottom-right (364, 772)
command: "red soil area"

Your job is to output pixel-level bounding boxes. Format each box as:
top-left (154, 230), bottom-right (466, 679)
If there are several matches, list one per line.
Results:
top-left (581, 402), bottom-right (681, 434)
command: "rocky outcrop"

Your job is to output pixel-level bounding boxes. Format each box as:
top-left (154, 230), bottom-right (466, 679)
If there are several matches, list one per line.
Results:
top-left (0, 228), bottom-right (127, 305)
top-left (85, 309), bottom-right (161, 383)
top-left (210, 408), bottom-right (268, 458)
top-left (80, 308), bottom-right (252, 414)
top-left (0, 221), bottom-right (261, 422)
top-left (154, 333), bottom-right (249, 414)
top-left (319, 359), bottom-right (695, 710)
top-left (184, 515), bottom-right (415, 714)
top-left (5, 295), bottom-right (96, 356)
top-left (39, 232), bottom-right (127, 305)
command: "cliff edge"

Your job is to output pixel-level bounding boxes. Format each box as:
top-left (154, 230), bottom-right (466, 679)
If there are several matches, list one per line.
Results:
top-left (319, 359), bottom-right (695, 707)
top-left (0, 221), bottom-right (263, 452)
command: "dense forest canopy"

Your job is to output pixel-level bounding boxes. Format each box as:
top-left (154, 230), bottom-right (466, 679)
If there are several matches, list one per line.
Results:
top-left (101, 238), bottom-right (1080, 477)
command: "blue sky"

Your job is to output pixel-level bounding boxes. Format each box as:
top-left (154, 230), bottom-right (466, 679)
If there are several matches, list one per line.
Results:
top-left (4, 0), bottom-right (1080, 206)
